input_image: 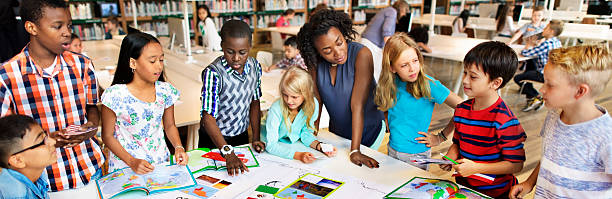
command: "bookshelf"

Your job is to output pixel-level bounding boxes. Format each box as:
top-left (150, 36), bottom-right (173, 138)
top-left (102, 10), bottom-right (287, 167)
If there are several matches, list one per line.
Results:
top-left (66, 0), bottom-right (106, 41)
top-left (352, 0), bottom-right (425, 25)
top-left (442, 0), bottom-right (516, 16)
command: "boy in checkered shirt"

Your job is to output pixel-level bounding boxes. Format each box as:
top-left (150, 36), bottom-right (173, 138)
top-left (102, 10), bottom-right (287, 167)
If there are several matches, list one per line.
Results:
top-left (0, 0), bottom-right (103, 193)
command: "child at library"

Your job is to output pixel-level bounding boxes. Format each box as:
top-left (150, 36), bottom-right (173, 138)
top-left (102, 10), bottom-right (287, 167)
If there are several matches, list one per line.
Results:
top-left (507, 6), bottom-right (546, 45)
top-left (407, 27), bottom-right (432, 53)
top-left (509, 45), bottom-right (612, 199)
top-left (276, 9), bottom-right (295, 39)
top-left (104, 15), bottom-right (125, 40)
top-left (514, 20), bottom-right (563, 112)
top-left (263, 67), bottom-right (337, 163)
top-left (101, 32), bottom-right (188, 174)
top-left (199, 20), bottom-right (266, 176)
top-left (440, 41), bottom-right (527, 198)
top-left (196, 4), bottom-right (221, 51)
top-left (0, 115), bottom-right (56, 199)
top-left (452, 10), bottom-right (470, 36)
top-left (68, 33), bottom-right (82, 54)
top-left (2, 0), bottom-right (104, 193)
top-left (263, 36), bottom-right (307, 72)
top-left (374, 33), bottom-right (462, 170)
top-left (495, 5), bottom-right (515, 38)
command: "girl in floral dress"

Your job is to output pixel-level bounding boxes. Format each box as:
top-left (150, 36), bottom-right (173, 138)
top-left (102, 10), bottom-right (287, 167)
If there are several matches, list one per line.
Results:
top-left (101, 32), bottom-right (188, 174)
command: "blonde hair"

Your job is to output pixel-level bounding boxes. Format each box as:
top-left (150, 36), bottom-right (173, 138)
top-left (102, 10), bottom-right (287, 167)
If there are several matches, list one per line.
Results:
top-left (375, 33), bottom-right (431, 111)
top-left (548, 45), bottom-right (612, 97)
top-left (279, 67), bottom-right (316, 132)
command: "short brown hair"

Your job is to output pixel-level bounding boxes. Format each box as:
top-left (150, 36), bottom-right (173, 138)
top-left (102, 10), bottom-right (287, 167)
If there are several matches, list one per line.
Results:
top-left (547, 20), bottom-right (564, 36)
top-left (548, 45), bottom-right (612, 97)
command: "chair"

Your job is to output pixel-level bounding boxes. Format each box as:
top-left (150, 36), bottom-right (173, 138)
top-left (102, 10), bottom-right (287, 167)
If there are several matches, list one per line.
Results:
top-left (270, 32), bottom-right (284, 50)
top-left (518, 79), bottom-right (543, 97)
top-left (256, 51), bottom-right (274, 68)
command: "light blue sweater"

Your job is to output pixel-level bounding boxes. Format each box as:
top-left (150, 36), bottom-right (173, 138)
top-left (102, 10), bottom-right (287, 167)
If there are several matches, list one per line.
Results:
top-left (264, 98), bottom-right (319, 159)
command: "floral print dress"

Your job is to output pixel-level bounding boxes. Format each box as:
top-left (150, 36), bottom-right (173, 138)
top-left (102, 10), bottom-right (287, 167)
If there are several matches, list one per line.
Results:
top-left (101, 81), bottom-right (180, 172)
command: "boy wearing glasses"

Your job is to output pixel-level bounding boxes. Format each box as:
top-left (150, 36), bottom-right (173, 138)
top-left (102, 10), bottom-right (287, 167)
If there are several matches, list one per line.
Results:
top-left (0, 115), bottom-right (57, 199)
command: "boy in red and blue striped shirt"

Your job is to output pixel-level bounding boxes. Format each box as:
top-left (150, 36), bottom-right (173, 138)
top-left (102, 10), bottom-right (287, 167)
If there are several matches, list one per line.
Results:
top-left (440, 41), bottom-right (527, 198)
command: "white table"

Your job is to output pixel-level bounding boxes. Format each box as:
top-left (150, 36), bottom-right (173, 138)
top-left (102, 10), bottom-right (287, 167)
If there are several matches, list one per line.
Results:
top-left (49, 130), bottom-right (445, 199)
top-left (412, 14), bottom-right (530, 38)
top-left (257, 26), bottom-right (302, 36)
top-left (423, 34), bottom-right (532, 95)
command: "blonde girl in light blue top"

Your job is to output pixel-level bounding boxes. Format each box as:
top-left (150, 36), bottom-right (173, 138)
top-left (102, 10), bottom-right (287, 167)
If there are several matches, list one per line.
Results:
top-left (264, 67), bottom-right (337, 163)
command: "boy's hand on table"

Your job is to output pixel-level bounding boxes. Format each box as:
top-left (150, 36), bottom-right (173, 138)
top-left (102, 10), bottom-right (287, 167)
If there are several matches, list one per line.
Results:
top-left (225, 153), bottom-right (249, 176)
top-left (453, 159), bottom-right (480, 177)
top-left (252, 141), bottom-right (266, 153)
top-left (350, 151), bottom-right (379, 168)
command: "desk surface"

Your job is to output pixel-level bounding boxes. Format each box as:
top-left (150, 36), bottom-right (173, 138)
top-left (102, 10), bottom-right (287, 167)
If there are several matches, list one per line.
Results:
top-left (257, 26), bottom-right (301, 36)
top-left (49, 130), bottom-right (444, 199)
top-left (423, 34), bottom-right (531, 62)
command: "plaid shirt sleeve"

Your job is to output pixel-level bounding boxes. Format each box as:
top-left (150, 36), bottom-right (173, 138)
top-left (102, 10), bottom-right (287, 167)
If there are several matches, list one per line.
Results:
top-left (254, 60), bottom-right (262, 101)
top-left (201, 68), bottom-right (220, 118)
top-left (521, 40), bottom-right (552, 57)
top-left (275, 57), bottom-right (292, 69)
top-left (0, 81), bottom-right (13, 116)
top-left (83, 60), bottom-right (99, 105)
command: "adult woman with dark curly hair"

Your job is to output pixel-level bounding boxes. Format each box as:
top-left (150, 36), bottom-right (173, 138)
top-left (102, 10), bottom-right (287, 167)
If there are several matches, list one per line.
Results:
top-left (296, 10), bottom-right (385, 168)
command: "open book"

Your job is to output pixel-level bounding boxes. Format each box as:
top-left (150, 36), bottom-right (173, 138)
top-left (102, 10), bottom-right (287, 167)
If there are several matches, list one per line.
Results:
top-left (275, 173), bottom-right (344, 199)
top-left (96, 165), bottom-right (196, 199)
top-left (172, 146), bottom-right (260, 173)
top-left (384, 177), bottom-right (492, 199)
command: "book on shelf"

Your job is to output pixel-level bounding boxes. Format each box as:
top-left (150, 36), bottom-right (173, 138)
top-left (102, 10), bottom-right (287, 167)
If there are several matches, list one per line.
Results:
top-left (212, 16), bottom-right (254, 31)
top-left (257, 14), bottom-right (305, 28)
top-left (96, 165), bottom-right (197, 199)
top-left (72, 24), bottom-right (104, 41)
top-left (353, 10), bottom-right (366, 23)
top-left (208, 0), bottom-right (253, 13)
top-left (172, 146), bottom-right (260, 174)
top-left (384, 176), bottom-right (492, 199)
top-left (69, 2), bottom-right (93, 20)
top-left (357, 0), bottom-right (388, 7)
top-left (264, 0), bottom-right (305, 10)
top-left (309, 0), bottom-right (345, 8)
top-left (124, 0), bottom-right (192, 17)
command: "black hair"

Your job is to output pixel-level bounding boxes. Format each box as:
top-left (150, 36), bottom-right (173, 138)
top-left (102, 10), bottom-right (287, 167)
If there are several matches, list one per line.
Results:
top-left (496, 5), bottom-right (511, 32)
top-left (20, 0), bottom-right (67, 24)
top-left (107, 15), bottom-right (120, 25)
top-left (0, 115), bottom-right (38, 168)
top-left (283, 9), bottom-right (295, 16)
top-left (454, 10), bottom-right (470, 27)
top-left (284, 36), bottom-right (297, 48)
top-left (219, 20), bottom-right (252, 44)
top-left (112, 32), bottom-right (164, 85)
top-left (297, 9), bottom-right (357, 69)
top-left (197, 5), bottom-right (211, 22)
top-left (464, 41), bottom-right (518, 89)
top-left (70, 33), bottom-right (80, 42)
top-left (408, 27), bottom-right (429, 44)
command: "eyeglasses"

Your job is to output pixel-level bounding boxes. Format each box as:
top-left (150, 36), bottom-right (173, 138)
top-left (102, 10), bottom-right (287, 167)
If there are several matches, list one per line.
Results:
top-left (11, 133), bottom-right (48, 156)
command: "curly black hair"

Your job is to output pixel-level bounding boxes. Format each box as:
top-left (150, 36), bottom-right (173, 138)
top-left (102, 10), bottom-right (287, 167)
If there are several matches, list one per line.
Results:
top-left (20, 0), bottom-right (67, 24)
top-left (296, 9), bottom-right (357, 70)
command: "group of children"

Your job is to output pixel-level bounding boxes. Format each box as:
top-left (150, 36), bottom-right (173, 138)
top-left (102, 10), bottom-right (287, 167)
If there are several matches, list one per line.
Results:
top-left (0, 1), bottom-right (610, 199)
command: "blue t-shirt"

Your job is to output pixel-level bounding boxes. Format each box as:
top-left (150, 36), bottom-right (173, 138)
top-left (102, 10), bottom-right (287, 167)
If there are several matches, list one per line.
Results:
top-left (388, 75), bottom-right (450, 154)
top-left (0, 168), bottom-right (49, 199)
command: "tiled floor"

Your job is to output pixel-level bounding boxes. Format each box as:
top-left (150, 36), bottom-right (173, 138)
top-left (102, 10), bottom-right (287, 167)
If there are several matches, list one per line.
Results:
top-left (375, 57), bottom-right (612, 198)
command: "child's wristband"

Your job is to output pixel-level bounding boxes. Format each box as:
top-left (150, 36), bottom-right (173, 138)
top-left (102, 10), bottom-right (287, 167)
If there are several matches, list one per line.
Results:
top-left (175, 146), bottom-right (185, 151)
top-left (349, 149), bottom-right (360, 157)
